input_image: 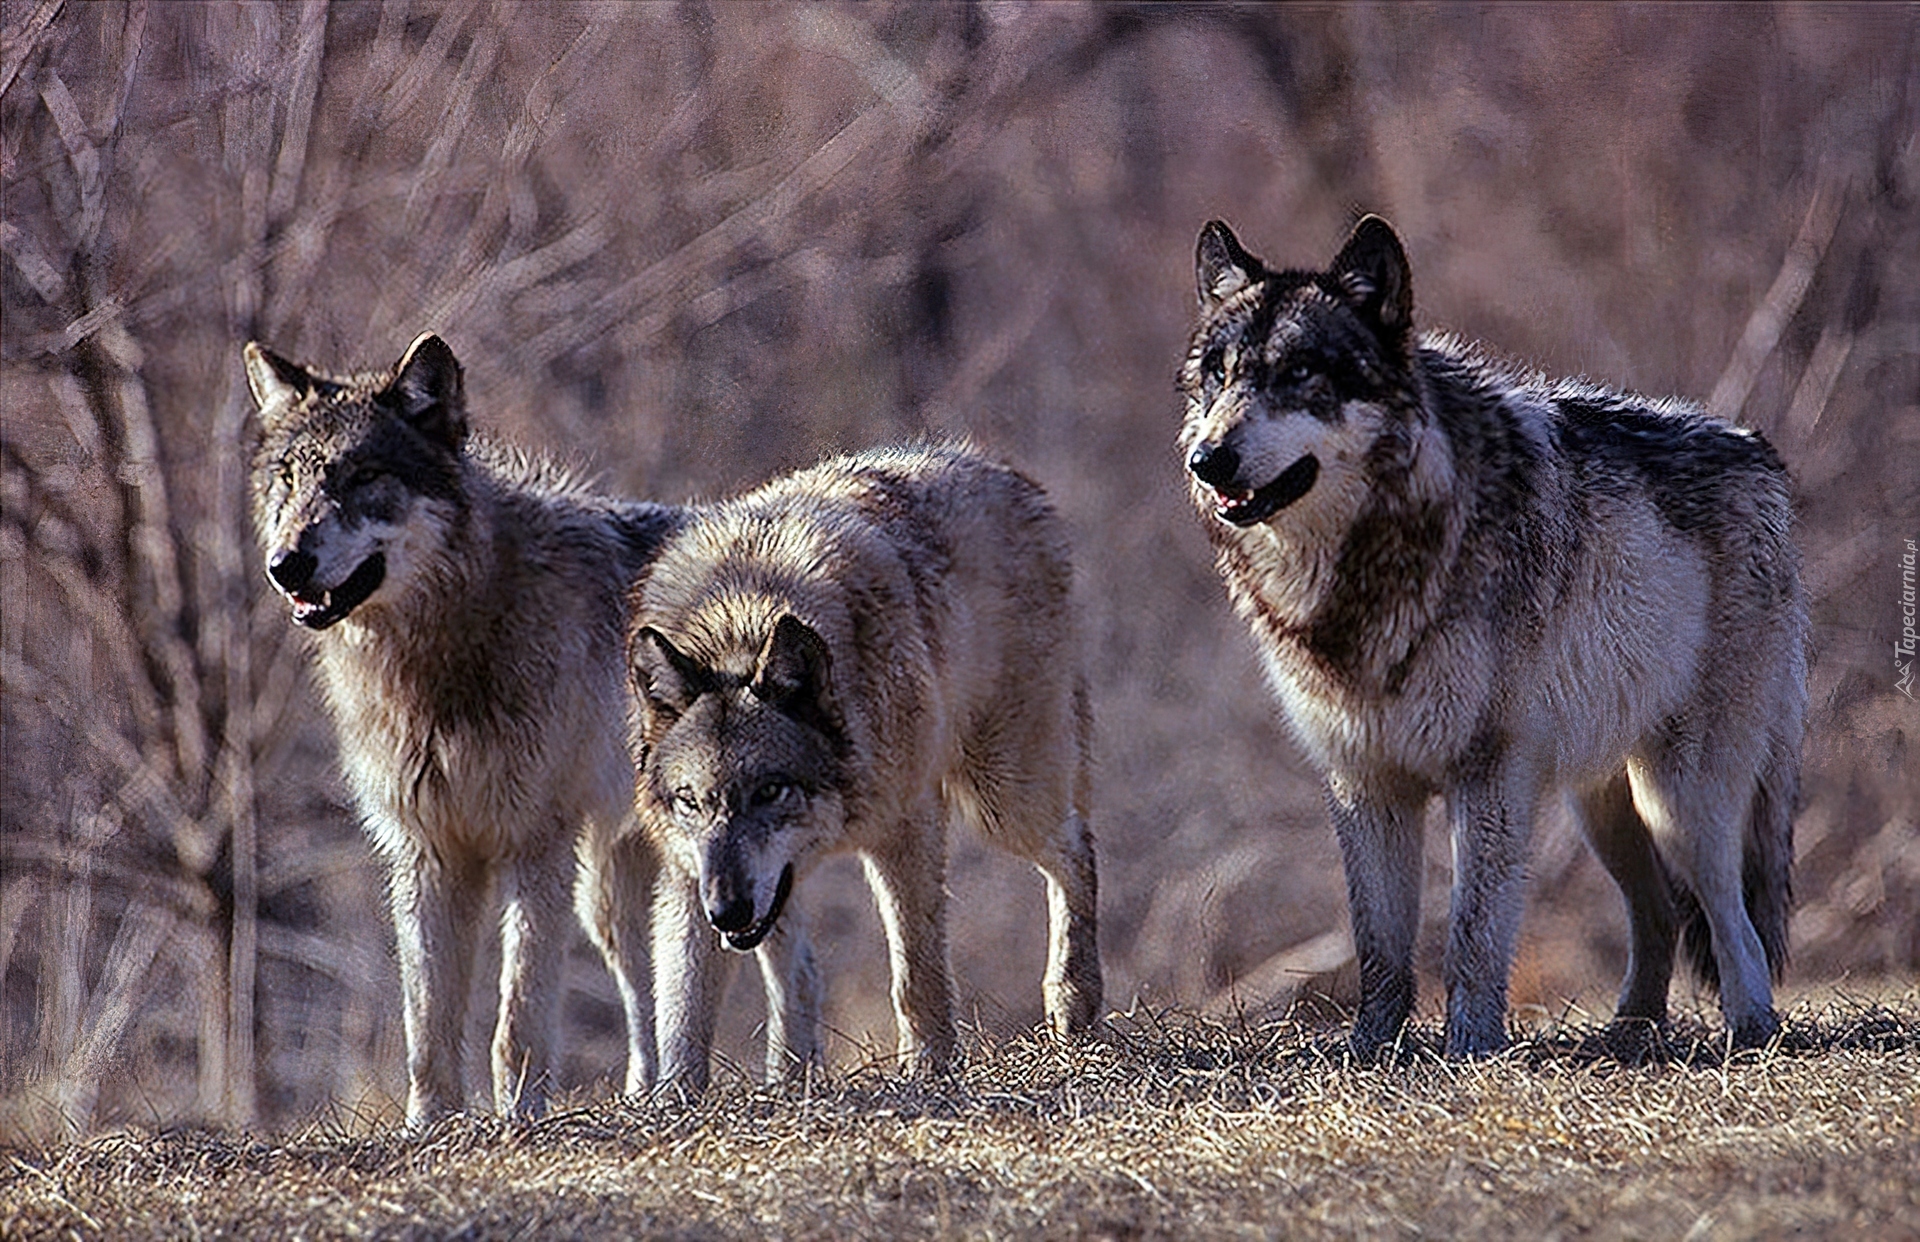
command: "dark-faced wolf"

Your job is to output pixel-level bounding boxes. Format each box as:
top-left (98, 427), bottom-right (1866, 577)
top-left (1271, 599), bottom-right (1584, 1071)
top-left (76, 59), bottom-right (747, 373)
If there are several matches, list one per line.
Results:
top-left (247, 334), bottom-right (681, 1124)
top-left (628, 443), bottom-right (1102, 1091)
top-left (1178, 216), bottom-right (1807, 1056)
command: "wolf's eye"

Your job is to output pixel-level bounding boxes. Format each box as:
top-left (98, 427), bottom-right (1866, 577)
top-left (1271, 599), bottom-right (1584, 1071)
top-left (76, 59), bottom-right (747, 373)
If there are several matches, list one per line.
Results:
top-left (342, 467), bottom-right (384, 491)
top-left (1200, 347), bottom-right (1227, 382)
top-left (276, 461), bottom-right (295, 490)
top-left (1286, 362), bottom-right (1313, 384)
top-left (672, 787), bottom-right (700, 814)
top-left (750, 779), bottom-right (795, 809)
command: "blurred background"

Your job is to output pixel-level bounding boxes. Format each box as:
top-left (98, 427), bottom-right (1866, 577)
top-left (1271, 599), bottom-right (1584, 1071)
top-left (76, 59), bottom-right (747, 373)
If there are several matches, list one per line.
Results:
top-left (2, 1), bottom-right (1915, 1139)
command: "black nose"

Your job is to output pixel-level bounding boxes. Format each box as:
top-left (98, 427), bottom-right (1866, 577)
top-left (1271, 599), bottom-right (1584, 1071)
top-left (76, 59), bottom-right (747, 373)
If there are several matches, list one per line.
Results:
top-left (707, 893), bottom-right (755, 934)
top-left (268, 548), bottom-right (317, 593)
top-left (1187, 441), bottom-right (1240, 489)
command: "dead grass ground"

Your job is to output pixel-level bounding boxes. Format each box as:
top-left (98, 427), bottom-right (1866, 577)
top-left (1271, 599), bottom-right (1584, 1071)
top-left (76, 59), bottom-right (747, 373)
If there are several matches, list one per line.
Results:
top-left (3, 988), bottom-right (1915, 1241)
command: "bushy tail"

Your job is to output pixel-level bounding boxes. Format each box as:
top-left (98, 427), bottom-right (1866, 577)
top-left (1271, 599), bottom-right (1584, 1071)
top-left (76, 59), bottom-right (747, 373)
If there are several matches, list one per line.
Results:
top-left (1674, 729), bottom-right (1798, 988)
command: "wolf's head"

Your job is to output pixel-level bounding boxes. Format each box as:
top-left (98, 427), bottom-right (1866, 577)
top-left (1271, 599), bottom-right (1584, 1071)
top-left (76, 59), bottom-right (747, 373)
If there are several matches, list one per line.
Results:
top-left (247, 333), bottom-right (468, 630)
top-left (631, 615), bottom-right (849, 951)
top-left (1179, 215), bottom-right (1420, 529)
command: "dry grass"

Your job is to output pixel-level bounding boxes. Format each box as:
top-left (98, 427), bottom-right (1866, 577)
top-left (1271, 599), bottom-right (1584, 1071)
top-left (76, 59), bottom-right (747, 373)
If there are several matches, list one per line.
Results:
top-left (4, 989), bottom-right (1916, 1241)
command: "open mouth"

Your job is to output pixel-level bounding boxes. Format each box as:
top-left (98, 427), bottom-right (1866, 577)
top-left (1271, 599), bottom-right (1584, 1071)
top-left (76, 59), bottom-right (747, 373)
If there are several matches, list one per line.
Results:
top-left (1210, 454), bottom-right (1320, 527)
top-left (723, 863), bottom-right (794, 952)
top-left (288, 553), bottom-right (386, 630)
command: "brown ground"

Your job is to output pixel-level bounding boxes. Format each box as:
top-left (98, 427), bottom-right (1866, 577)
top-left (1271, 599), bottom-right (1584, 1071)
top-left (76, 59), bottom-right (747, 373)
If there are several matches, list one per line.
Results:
top-left (5, 989), bottom-right (1915, 1241)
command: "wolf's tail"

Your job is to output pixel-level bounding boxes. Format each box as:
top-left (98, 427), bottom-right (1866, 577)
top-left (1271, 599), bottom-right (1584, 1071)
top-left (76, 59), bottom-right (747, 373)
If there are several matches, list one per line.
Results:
top-left (1675, 727), bottom-right (1798, 988)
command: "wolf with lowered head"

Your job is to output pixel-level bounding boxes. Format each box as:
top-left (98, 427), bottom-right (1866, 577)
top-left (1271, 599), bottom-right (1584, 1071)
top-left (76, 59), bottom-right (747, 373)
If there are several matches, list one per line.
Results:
top-left (247, 334), bottom-right (680, 1124)
top-left (629, 443), bottom-right (1102, 1091)
top-left (1179, 217), bottom-right (1807, 1056)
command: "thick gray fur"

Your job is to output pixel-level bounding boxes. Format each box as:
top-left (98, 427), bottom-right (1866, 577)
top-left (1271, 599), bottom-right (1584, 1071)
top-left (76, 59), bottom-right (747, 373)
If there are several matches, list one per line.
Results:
top-left (247, 334), bottom-right (681, 1124)
top-left (1179, 217), bottom-right (1806, 1056)
top-left (629, 443), bottom-right (1102, 1091)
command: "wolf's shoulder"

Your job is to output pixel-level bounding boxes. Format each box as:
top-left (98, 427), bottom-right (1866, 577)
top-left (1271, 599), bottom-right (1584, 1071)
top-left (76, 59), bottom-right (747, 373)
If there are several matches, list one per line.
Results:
top-left (470, 436), bottom-right (682, 570)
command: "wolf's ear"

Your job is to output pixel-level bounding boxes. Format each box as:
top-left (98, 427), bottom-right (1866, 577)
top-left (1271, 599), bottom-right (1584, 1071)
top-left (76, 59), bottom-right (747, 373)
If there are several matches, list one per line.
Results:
top-left (385, 332), bottom-right (468, 451)
top-left (1196, 220), bottom-right (1264, 309)
top-left (1329, 215), bottom-right (1413, 340)
top-left (632, 627), bottom-right (710, 726)
top-left (244, 342), bottom-right (312, 410)
top-left (752, 615), bottom-right (843, 740)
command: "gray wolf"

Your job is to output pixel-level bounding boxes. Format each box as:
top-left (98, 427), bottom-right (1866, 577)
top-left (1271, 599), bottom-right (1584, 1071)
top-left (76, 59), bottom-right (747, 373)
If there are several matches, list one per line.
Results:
top-left (1178, 216), bottom-right (1806, 1056)
top-left (247, 333), bottom-right (681, 1123)
top-left (628, 443), bottom-right (1102, 1090)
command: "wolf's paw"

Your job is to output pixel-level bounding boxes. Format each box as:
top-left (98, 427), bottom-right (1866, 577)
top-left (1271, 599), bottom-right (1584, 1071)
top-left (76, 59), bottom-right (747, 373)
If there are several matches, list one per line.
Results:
top-left (1347, 1020), bottom-right (1410, 1065)
top-left (1441, 1023), bottom-right (1509, 1060)
top-left (1591, 1015), bottom-right (1671, 1064)
top-left (1729, 1008), bottom-right (1782, 1052)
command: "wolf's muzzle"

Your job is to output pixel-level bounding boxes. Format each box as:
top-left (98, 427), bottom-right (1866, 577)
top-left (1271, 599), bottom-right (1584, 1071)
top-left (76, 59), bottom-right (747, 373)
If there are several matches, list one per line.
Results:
top-left (272, 552), bottom-right (387, 630)
top-left (715, 863), bottom-right (794, 952)
top-left (1202, 453), bottom-right (1321, 527)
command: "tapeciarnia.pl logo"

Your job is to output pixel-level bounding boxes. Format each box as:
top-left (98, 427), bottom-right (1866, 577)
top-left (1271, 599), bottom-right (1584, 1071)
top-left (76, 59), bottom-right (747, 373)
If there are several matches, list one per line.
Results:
top-left (1898, 537), bottom-right (1916, 699)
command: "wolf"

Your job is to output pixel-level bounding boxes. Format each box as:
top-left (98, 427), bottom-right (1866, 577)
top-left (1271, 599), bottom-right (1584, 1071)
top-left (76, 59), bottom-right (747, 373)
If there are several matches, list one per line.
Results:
top-left (1178, 216), bottom-right (1807, 1056)
top-left (627, 443), bottom-right (1102, 1091)
top-left (246, 333), bottom-right (683, 1124)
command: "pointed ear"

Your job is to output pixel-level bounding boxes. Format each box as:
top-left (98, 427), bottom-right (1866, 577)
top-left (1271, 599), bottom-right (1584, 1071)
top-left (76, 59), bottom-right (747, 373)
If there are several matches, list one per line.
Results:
top-left (243, 341), bottom-right (312, 410)
top-left (384, 332), bottom-right (468, 450)
top-left (631, 627), bottom-right (710, 727)
top-left (1196, 220), bottom-right (1265, 309)
top-left (1329, 215), bottom-right (1414, 339)
top-left (751, 615), bottom-right (842, 739)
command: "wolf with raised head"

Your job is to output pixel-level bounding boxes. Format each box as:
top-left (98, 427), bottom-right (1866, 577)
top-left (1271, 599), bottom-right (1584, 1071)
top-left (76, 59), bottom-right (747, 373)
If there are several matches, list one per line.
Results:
top-left (628, 443), bottom-right (1102, 1091)
top-left (1178, 217), bottom-right (1806, 1056)
top-left (247, 333), bottom-right (681, 1124)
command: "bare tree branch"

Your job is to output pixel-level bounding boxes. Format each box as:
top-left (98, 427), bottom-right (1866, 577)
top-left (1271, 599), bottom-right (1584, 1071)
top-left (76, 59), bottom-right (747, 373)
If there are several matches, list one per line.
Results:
top-left (0, 0), bottom-right (63, 102)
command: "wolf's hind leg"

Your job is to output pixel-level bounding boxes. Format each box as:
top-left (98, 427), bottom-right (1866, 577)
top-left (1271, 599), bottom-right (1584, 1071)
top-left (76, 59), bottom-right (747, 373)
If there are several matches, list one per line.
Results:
top-left (1325, 773), bottom-right (1425, 1059)
top-left (861, 809), bottom-right (956, 1074)
top-left (756, 909), bottom-right (822, 1081)
top-left (1025, 811), bottom-right (1102, 1035)
top-left (1574, 771), bottom-right (1677, 1028)
top-left (1629, 751), bottom-right (1779, 1048)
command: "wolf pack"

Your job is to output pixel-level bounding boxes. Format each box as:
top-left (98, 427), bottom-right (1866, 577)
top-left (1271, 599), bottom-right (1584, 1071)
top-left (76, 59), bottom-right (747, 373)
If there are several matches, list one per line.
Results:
top-left (246, 216), bottom-right (1808, 1127)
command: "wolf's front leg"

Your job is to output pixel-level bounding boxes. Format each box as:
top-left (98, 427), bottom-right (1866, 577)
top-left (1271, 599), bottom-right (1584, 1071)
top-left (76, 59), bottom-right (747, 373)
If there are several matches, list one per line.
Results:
top-left (755, 909), bottom-right (822, 1081)
top-left (1325, 773), bottom-right (1425, 1060)
top-left (1443, 768), bottom-right (1537, 1058)
top-left (493, 836), bottom-right (575, 1117)
top-left (388, 843), bottom-right (487, 1127)
top-left (860, 813), bottom-right (955, 1074)
top-left (652, 868), bottom-right (728, 1096)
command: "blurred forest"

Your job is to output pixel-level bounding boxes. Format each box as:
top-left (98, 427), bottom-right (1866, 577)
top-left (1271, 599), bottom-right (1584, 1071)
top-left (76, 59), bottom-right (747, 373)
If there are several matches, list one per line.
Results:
top-left (2, 1), bottom-right (1915, 1140)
